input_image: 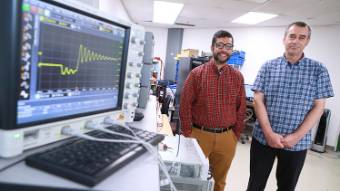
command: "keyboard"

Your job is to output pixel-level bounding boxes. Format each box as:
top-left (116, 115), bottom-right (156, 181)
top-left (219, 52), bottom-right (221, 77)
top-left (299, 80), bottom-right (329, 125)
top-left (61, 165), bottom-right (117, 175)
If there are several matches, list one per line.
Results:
top-left (25, 125), bottom-right (164, 187)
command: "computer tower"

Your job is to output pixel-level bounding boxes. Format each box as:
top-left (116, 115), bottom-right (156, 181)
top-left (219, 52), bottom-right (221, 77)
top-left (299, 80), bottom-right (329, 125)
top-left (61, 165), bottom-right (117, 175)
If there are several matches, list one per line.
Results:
top-left (311, 109), bottom-right (331, 153)
top-left (336, 134), bottom-right (340, 152)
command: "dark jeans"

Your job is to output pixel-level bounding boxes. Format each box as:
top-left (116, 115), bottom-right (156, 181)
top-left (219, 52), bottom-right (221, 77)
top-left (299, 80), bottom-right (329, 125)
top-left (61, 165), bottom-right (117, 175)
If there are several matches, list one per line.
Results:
top-left (247, 138), bottom-right (307, 191)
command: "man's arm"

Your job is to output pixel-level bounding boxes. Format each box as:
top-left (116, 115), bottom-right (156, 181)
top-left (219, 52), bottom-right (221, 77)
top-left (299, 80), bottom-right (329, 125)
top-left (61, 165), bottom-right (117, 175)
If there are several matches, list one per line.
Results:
top-left (253, 91), bottom-right (284, 148)
top-left (233, 78), bottom-right (246, 139)
top-left (282, 99), bottom-right (325, 148)
top-left (179, 72), bottom-right (196, 137)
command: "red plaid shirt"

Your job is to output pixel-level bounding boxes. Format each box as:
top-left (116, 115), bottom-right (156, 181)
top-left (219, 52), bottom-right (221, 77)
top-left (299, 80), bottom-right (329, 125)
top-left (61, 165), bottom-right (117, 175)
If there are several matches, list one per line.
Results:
top-left (179, 59), bottom-right (246, 138)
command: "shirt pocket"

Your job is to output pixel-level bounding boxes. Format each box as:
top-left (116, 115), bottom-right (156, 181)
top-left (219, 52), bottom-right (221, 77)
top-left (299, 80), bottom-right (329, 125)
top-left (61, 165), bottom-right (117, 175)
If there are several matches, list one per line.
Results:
top-left (297, 79), bottom-right (315, 111)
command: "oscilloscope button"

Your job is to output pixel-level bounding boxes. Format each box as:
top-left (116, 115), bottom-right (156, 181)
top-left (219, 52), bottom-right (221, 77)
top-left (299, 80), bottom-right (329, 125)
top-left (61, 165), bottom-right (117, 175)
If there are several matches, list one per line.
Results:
top-left (131, 37), bottom-right (136, 44)
top-left (129, 62), bottom-right (134, 66)
top-left (138, 52), bottom-right (144, 57)
top-left (134, 83), bottom-right (140, 88)
top-left (126, 83), bottom-right (131, 89)
top-left (123, 103), bottom-right (129, 109)
top-left (135, 73), bottom-right (141, 78)
top-left (137, 63), bottom-right (142, 67)
top-left (124, 93), bottom-right (130, 99)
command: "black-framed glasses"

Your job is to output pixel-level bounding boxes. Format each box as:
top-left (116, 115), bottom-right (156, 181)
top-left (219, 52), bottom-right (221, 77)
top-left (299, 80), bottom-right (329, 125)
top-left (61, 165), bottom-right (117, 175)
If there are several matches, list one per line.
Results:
top-left (215, 42), bottom-right (233, 50)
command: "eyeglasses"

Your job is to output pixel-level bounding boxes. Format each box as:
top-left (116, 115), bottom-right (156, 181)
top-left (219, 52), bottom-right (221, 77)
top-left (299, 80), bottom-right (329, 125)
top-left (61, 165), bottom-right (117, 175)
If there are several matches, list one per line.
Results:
top-left (215, 42), bottom-right (233, 50)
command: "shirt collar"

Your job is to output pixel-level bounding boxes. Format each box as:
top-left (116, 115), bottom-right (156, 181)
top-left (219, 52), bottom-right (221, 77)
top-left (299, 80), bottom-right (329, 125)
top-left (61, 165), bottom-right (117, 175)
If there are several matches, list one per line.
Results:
top-left (208, 58), bottom-right (228, 73)
top-left (282, 53), bottom-right (307, 67)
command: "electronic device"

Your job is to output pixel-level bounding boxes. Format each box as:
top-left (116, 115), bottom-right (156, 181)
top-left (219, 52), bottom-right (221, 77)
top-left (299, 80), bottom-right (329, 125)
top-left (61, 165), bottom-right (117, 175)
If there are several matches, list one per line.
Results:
top-left (137, 32), bottom-right (155, 109)
top-left (159, 136), bottom-right (209, 180)
top-left (312, 109), bottom-right (331, 153)
top-left (159, 135), bottom-right (213, 191)
top-left (0, 0), bottom-right (145, 158)
top-left (244, 84), bottom-right (254, 101)
top-left (25, 125), bottom-right (164, 186)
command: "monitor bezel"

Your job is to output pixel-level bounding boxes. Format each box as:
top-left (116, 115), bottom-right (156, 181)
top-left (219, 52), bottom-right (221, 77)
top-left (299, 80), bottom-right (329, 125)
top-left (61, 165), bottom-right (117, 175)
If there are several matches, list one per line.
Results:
top-left (3, 0), bottom-right (130, 130)
top-left (244, 83), bottom-right (254, 99)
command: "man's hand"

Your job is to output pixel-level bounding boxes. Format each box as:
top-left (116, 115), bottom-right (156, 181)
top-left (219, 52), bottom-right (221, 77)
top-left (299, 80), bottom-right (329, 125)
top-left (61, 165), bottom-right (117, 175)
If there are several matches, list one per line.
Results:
top-left (282, 133), bottom-right (301, 149)
top-left (265, 132), bottom-right (284, 148)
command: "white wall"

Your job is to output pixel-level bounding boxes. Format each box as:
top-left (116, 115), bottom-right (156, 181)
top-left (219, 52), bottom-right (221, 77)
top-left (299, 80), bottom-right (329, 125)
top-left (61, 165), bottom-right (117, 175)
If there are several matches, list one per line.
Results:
top-left (144, 27), bottom-right (168, 63)
top-left (182, 26), bottom-right (340, 147)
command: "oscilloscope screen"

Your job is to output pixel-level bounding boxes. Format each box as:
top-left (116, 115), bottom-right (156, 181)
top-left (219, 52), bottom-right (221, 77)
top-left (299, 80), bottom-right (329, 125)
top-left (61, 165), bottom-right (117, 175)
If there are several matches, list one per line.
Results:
top-left (17, 0), bottom-right (129, 126)
top-left (37, 22), bottom-right (123, 91)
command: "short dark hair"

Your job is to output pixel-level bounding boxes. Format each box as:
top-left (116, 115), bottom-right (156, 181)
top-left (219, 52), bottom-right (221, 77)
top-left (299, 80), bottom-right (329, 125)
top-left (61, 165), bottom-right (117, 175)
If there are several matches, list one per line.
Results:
top-left (211, 30), bottom-right (234, 46)
top-left (284, 21), bottom-right (312, 38)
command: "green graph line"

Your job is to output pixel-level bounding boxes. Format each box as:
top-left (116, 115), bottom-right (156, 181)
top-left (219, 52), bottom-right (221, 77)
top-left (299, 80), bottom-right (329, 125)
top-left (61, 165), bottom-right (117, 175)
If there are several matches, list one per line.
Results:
top-left (38, 44), bottom-right (118, 75)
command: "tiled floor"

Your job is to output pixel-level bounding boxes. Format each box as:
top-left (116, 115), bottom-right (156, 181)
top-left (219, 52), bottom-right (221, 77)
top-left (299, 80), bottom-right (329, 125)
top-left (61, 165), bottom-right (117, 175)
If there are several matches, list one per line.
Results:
top-left (226, 141), bottom-right (340, 191)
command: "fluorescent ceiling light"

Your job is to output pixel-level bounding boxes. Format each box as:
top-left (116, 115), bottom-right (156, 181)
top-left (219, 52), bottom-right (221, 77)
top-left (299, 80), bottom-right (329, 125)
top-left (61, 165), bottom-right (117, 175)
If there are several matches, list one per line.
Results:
top-left (232, 12), bottom-right (277, 25)
top-left (153, 1), bottom-right (184, 24)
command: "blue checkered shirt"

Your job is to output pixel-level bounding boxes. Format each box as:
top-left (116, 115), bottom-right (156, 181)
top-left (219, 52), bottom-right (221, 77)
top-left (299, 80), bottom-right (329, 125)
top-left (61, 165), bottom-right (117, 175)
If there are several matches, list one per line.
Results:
top-left (252, 55), bottom-right (334, 151)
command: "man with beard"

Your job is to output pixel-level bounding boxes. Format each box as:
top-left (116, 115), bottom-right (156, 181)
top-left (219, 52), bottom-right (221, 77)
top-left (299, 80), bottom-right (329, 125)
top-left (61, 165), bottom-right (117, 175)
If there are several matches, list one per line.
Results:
top-left (247, 21), bottom-right (334, 191)
top-left (179, 30), bottom-right (246, 191)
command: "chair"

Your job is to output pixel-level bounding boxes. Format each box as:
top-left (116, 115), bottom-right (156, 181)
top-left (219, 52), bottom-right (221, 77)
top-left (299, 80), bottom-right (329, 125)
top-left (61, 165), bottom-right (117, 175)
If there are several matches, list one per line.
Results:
top-left (161, 95), bottom-right (172, 116)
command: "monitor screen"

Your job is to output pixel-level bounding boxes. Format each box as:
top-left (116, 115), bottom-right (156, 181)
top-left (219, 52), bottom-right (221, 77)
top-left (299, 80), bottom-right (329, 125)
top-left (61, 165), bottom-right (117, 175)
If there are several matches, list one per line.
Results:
top-left (244, 84), bottom-right (254, 98)
top-left (17, 0), bottom-right (129, 126)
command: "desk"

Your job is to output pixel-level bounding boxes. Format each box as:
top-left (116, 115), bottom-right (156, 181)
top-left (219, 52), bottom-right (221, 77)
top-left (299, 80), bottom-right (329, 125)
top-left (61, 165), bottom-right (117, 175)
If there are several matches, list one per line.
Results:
top-left (0, 96), bottom-right (160, 191)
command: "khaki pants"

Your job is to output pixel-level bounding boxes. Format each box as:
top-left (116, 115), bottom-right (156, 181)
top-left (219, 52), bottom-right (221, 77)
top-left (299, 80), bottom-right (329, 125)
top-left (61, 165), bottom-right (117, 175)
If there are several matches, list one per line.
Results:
top-left (191, 127), bottom-right (238, 191)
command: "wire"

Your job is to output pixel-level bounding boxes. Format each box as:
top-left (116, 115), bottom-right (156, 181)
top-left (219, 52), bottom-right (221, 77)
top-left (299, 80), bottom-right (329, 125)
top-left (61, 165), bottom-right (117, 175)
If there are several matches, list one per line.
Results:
top-left (244, 108), bottom-right (254, 122)
top-left (176, 110), bottom-right (182, 157)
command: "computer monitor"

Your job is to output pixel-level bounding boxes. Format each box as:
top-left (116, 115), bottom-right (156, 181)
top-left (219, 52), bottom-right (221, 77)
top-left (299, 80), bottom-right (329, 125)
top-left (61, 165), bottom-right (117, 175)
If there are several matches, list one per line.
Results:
top-left (244, 84), bottom-right (254, 99)
top-left (0, 0), bottom-right (132, 157)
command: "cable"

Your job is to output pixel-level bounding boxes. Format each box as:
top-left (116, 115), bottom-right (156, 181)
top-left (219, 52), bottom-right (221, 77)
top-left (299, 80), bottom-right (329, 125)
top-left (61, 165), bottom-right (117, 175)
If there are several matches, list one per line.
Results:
top-left (244, 108), bottom-right (254, 122)
top-left (176, 110), bottom-right (182, 157)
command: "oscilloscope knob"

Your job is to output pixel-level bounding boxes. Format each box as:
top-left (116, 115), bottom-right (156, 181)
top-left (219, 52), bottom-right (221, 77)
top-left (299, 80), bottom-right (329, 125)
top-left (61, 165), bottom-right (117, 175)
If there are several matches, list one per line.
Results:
top-left (135, 73), bottom-right (141, 78)
top-left (132, 102), bottom-right (138, 107)
top-left (129, 62), bottom-right (134, 66)
top-left (124, 93), bottom-right (130, 99)
top-left (139, 40), bottom-right (145, 45)
top-left (134, 83), bottom-right (140, 88)
top-left (126, 83), bottom-right (131, 89)
top-left (136, 63), bottom-right (142, 67)
top-left (85, 120), bottom-right (96, 130)
top-left (127, 72), bottom-right (133, 78)
top-left (138, 52), bottom-right (144, 57)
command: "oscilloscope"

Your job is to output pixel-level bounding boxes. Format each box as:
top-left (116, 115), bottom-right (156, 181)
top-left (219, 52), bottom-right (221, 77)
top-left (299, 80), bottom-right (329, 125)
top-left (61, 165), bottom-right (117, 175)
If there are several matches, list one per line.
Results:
top-left (0, 0), bottom-right (145, 157)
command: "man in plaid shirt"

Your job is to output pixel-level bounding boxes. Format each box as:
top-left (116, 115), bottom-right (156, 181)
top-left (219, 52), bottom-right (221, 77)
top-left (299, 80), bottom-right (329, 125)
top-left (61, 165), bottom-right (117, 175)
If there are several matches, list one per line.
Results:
top-left (180, 30), bottom-right (246, 191)
top-left (247, 21), bottom-right (334, 191)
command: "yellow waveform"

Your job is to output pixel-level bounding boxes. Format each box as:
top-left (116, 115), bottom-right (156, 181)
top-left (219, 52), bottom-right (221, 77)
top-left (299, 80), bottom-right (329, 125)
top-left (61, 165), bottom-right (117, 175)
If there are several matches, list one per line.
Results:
top-left (38, 44), bottom-right (118, 75)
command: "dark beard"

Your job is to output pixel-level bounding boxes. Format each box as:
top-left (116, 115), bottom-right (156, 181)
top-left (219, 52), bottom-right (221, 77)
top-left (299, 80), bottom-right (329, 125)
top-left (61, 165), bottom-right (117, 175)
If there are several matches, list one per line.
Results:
top-left (213, 52), bottom-right (228, 64)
